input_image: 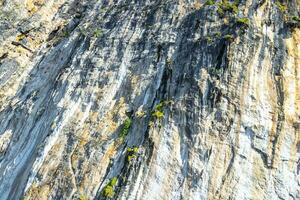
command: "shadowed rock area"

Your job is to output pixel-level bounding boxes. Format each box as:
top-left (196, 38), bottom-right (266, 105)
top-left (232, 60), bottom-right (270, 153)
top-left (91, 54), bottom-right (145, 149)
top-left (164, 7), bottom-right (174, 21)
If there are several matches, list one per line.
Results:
top-left (0, 0), bottom-right (299, 199)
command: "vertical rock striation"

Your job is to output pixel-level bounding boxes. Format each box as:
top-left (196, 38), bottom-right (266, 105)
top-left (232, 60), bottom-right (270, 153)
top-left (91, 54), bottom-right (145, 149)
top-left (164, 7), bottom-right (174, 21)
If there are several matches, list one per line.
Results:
top-left (0, 0), bottom-right (299, 199)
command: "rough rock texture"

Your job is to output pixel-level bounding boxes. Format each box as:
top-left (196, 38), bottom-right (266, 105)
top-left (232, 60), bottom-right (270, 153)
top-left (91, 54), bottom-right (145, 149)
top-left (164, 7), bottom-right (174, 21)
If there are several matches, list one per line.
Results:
top-left (0, 0), bottom-right (299, 199)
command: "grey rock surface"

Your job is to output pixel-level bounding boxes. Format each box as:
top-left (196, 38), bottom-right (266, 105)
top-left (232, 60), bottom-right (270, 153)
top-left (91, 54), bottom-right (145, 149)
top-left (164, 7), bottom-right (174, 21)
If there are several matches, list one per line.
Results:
top-left (0, 0), bottom-right (299, 199)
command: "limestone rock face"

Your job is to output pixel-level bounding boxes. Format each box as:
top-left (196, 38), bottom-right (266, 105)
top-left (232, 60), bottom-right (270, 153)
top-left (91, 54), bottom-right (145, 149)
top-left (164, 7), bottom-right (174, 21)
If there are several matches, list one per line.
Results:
top-left (0, 0), bottom-right (299, 199)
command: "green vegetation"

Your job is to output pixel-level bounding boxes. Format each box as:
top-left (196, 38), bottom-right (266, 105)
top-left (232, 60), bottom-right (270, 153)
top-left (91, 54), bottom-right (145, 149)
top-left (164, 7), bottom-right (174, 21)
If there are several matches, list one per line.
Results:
top-left (62, 30), bottom-right (69, 37)
top-left (93, 28), bottom-right (102, 38)
top-left (151, 110), bottom-right (164, 119)
top-left (126, 147), bottom-right (139, 162)
top-left (217, 6), bottom-right (225, 16)
top-left (151, 100), bottom-right (172, 120)
top-left (224, 34), bottom-right (234, 41)
top-left (119, 118), bottom-right (132, 141)
top-left (79, 27), bottom-right (88, 36)
top-left (215, 32), bottom-right (222, 38)
top-left (155, 100), bottom-right (172, 111)
top-left (205, 0), bottom-right (215, 6)
top-left (206, 36), bottom-right (213, 43)
top-left (102, 185), bottom-right (114, 198)
top-left (217, 0), bottom-right (239, 16)
top-left (275, 1), bottom-right (287, 12)
top-left (285, 15), bottom-right (300, 28)
top-left (148, 100), bottom-right (172, 127)
top-left (289, 16), bottom-right (300, 21)
top-left (236, 17), bottom-right (250, 26)
top-left (110, 177), bottom-right (118, 186)
top-left (286, 15), bottom-right (300, 22)
top-left (79, 196), bottom-right (87, 200)
top-left (102, 177), bottom-right (118, 198)
top-left (148, 121), bottom-right (155, 128)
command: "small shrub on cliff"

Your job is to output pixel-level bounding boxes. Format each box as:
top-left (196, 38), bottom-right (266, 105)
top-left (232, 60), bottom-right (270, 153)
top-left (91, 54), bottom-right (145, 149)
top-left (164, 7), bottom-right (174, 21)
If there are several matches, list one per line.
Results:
top-left (79, 196), bottom-right (87, 200)
top-left (79, 27), bottom-right (88, 36)
top-left (102, 185), bottom-right (114, 198)
top-left (215, 32), bottom-right (222, 38)
top-left (236, 17), bottom-right (250, 26)
top-left (285, 15), bottom-right (300, 28)
top-left (102, 177), bottom-right (118, 198)
top-left (205, 0), bottom-right (215, 6)
top-left (224, 34), bottom-right (234, 41)
top-left (119, 118), bottom-right (132, 140)
top-left (206, 36), bottom-right (213, 43)
top-left (93, 28), bottom-right (102, 38)
top-left (109, 177), bottom-right (118, 186)
top-left (126, 146), bottom-right (139, 162)
top-left (275, 1), bottom-right (287, 12)
top-left (151, 110), bottom-right (164, 119)
top-left (151, 100), bottom-right (172, 119)
top-left (127, 147), bottom-right (139, 154)
top-left (149, 100), bottom-right (172, 127)
top-left (289, 16), bottom-right (300, 21)
top-left (217, 0), bottom-right (238, 16)
top-left (62, 30), bottom-right (69, 37)
top-left (217, 7), bottom-right (225, 16)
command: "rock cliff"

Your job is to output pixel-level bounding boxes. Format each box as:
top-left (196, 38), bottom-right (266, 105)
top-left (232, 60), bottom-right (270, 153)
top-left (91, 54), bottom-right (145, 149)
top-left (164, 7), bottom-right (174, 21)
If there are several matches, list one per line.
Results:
top-left (0, 0), bottom-right (299, 199)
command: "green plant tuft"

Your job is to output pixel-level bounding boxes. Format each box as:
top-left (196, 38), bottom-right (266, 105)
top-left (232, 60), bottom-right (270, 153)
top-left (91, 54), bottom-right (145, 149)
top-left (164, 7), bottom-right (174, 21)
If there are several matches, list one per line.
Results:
top-left (236, 17), bottom-right (250, 26)
top-left (79, 195), bottom-right (87, 200)
top-left (285, 15), bottom-right (300, 28)
top-left (149, 100), bottom-right (172, 125)
top-left (291, 16), bottom-right (300, 21)
top-left (93, 28), bottom-right (102, 38)
top-left (215, 32), bottom-right (222, 38)
top-left (102, 177), bottom-right (118, 198)
top-left (205, 0), bottom-right (215, 6)
top-left (119, 118), bottom-right (132, 141)
top-left (224, 34), bottom-right (234, 41)
top-left (79, 27), bottom-right (88, 36)
top-left (275, 1), bottom-right (287, 12)
top-left (127, 147), bottom-right (139, 162)
top-left (109, 177), bottom-right (118, 186)
top-left (62, 30), bottom-right (69, 37)
top-left (217, 0), bottom-right (238, 16)
top-left (127, 147), bottom-right (139, 153)
top-left (286, 15), bottom-right (300, 22)
top-left (151, 110), bottom-right (164, 119)
top-left (206, 36), bottom-right (213, 43)
top-left (102, 185), bottom-right (114, 198)
top-left (217, 7), bottom-right (225, 16)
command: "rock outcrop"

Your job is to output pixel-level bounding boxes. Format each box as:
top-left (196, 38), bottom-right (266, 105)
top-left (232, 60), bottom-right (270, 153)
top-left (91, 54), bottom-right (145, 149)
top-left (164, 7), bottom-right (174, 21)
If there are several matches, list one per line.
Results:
top-left (0, 0), bottom-right (299, 199)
